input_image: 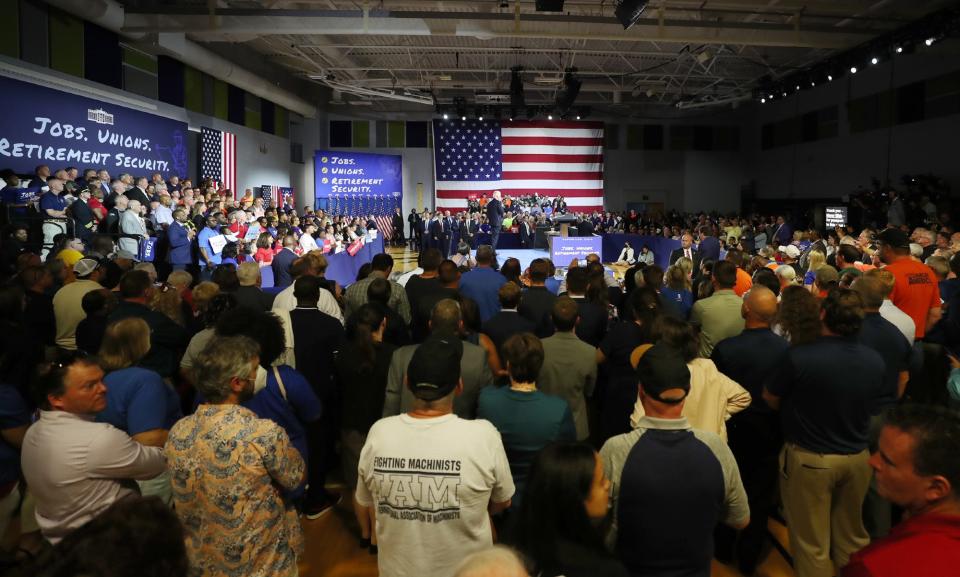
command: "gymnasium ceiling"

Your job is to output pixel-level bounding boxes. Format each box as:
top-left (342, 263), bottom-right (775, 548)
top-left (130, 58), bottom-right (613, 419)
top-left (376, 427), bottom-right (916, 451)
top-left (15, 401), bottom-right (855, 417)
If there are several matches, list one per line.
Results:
top-left (112, 0), bottom-right (957, 117)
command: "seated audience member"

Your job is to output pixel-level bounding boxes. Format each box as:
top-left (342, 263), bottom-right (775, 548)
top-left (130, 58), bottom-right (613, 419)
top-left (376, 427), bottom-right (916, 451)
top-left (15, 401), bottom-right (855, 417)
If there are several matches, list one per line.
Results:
top-left (478, 333), bottom-right (575, 505)
top-left (96, 318), bottom-right (182, 503)
top-left (53, 258), bottom-right (105, 351)
top-left (33, 497), bottom-right (189, 577)
top-left (518, 259), bottom-right (557, 337)
top-left (164, 336), bottom-right (305, 577)
top-left (108, 270), bottom-right (189, 379)
top-left (344, 253), bottom-right (411, 325)
top-left (482, 283), bottom-right (536, 353)
top-left (22, 352), bottom-right (166, 544)
top-left (538, 297), bottom-right (598, 441)
top-left (355, 335), bottom-right (514, 577)
top-left (75, 288), bottom-right (117, 355)
top-left (764, 289), bottom-right (887, 577)
top-left (233, 261), bottom-right (276, 311)
top-left (215, 307), bottom-right (328, 515)
top-left (843, 405), bottom-right (960, 577)
top-left (508, 442), bottom-right (627, 577)
top-left (615, 242), bottom-right (636, 266)
top-left (601, 345), bottom-right (749, 577)
top-left (459, 245), bottom-right (508, 322)
top-left (629, 316), bottom-right (751, 440)
top-left (454, 546), bottom-right (531, 577)
top-left (383, 299), bottom-right (494, 419)
top-left (710, 286), bottom-right (788, 573)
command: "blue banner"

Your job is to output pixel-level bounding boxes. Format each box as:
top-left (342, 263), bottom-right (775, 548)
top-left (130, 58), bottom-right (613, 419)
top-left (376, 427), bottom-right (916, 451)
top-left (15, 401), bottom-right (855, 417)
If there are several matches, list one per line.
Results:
top-left (314, 149), bottom-right (401, 200)
top-left (551, 236), bottom-right (603, 263)
top-left (0, 77), bottom-right (188, 177)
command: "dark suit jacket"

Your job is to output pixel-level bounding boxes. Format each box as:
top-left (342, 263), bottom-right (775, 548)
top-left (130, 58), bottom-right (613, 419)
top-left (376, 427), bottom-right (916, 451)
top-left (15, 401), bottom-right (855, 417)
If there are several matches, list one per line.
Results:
top-left (697, 236), bottom-right (721, 263)
top-left (486, 199), bottom-right (504, 227)
top-left (233, 285), bottom-right (276, 312)
top-left (272, 248), bottom-right (298, 288)
top-left (668, 247), bottom-right (701, 269)
top-left (569, 296), bottom-right (607, 347)
top-left (518, 286), bottom-right (557, 338)
top-left (109, 300), bottom-right (189, 378)
top-left (126, 186), bottom-right (150, 206)
top-left (578, 219), bottom-right (594, 237)
top-left (519, 222), bottom-right (533, 247)
top-left (290, 307), bottom-right (345, 397)
top-left (482, 310), bottom-right (536, 353)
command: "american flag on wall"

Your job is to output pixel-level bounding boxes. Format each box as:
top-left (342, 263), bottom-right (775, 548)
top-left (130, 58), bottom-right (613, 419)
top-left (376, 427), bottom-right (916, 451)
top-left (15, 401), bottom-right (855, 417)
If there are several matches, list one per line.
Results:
top-left (260, 185), bottom-right (295, 208)
top-left (200, 127), bottom-right (237, 198)
top-left (433, 120), bottom-right (604, 213)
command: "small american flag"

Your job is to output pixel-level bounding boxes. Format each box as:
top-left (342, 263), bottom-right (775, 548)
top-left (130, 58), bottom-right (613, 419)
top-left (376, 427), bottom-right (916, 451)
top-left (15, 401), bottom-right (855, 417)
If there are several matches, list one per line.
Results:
top-left (433, 120), bottom-right (604, 213)
top-left (200, 127), bottom-right (236, 198)
top-left (260, 185), bottom-right (281, 206)
top-left (373, 195), bottom-right (396, 240)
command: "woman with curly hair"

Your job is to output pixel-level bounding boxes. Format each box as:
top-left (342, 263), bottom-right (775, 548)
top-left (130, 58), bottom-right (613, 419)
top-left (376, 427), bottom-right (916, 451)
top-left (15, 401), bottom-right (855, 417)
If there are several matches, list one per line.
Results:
top-left (776, 285), bottom-right (823, 346)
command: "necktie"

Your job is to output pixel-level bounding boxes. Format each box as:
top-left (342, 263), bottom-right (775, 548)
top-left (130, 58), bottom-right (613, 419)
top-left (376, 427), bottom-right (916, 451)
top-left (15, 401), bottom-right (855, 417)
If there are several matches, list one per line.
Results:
top-left (685, 248), bottom-right (691, 259)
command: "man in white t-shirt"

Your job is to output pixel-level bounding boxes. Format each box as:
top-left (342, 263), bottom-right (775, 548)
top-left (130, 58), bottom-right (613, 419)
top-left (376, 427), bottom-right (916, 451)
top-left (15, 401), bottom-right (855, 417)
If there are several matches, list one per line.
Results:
top-left (355, 335), bottom-right (515, 577)
top-left (299, 222), bottom-right (320, 253)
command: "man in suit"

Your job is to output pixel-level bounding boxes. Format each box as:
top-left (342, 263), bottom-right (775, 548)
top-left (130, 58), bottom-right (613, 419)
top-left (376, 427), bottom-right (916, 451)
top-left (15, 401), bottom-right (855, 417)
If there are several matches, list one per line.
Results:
top-left (460, 212), bottom-right (477, 249)
top-left (440, 210), bottom-right (453, 257)
top-left (272, 234), bottom-right (299, 288)
top-left (697, 225), bottom-right (721, 264)
top-left (564, 266), bottom-right (607, 347)
top-left (538, 297), bottom-right (597, 441)
top-left (392, 207), bottom-right (405, 247)
top-left (518, 216), bottom-right (534, 248)
top-left (669, 233), bottom-right (701, 269)
top-left (486, 190), bottom-right (505, 254)
top-left (578, 216), bottom-right (595, 237)
top-left (518, 258), bottom-right (557, 337)
top-left (126, 176), bottom-right (150, 207)
top-left (382, 298), bottom-right (494, 419)
top-left (407, 209), bottom-right (420, 250)
top-left (481, 283), bottom-right (536, 353)
top-left (167, 209), bottom-right (194, 271)
top-left (428, 212), bottom-right (443, 255)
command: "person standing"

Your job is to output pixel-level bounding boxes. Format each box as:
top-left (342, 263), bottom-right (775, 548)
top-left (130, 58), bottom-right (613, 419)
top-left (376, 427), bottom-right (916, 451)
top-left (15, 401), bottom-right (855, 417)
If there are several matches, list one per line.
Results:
top-left (690, 261), bottom-right (745, 358)
top-left (875, 228), bottom-right (941, 340)
top-left (459, 245), bottom-right (507, 323)
top-left (842, 405), bottom-right (960, 577)
top-left (118, 199), bottom-right (147, 256)
top-left (21, 353), bottom-right (166, 544)
top-left (165, 336), bottom-right (306, 577)
top-left (408, 208), bottom-right (420, 250)
top-left (52, 258), bottom-right (105, 350)
top-left (486, 190), bottom-right (505, 254)
top-left (197, 213), bottom-right (223, 281)
top-left (601, 345), bottom-right (749, 577)
top-left (167, 209), bottom-right (194, 272)
top-left (355, 335), bottom-right (515, 577)
top-left (39, 177), bottom-right (67, 259)
top-left (763, 289), bottom-right (887, 577)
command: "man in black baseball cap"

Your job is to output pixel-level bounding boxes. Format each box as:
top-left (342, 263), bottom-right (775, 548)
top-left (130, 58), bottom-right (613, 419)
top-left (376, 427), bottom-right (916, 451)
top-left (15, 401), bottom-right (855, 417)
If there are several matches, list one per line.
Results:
top-left (405, 334), bottom-right (464, 402)
top-left (600, 344), bottom-right (749, 577)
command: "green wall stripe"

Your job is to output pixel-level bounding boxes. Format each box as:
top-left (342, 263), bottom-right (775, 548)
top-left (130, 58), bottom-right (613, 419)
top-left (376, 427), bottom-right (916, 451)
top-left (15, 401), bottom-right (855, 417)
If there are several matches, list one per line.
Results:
top-left (213, 79), bottom-right (229, 120)
top-left (275, 107), bottom-right (288, 138)
top-left (184, 66), bottom-right (202, 112)
top-left (122, 46), bottom-right (157, 74)
top-left (387, 120), bottom-right (405, 148)
top-left (0, 0), bottom-right (19, 58)
top-left (352, 120), bottom-right (369, 148)
top-left (245, 110), bottom-right (261, 131)
top-left (49, 9), bottom-right (83, 77)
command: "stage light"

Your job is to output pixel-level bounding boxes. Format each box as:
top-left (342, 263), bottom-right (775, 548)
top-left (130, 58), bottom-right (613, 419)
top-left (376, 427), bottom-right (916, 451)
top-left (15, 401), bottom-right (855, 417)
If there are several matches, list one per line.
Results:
top-left (795, 84), bottom-right (800, 90)
top-left (896, 46), bottom-right (903, 54)
top-left (782, 92), bottom-right (787, 97)
top-left (871, 57), bottom-right (879, 65)
top-left (442, 113), bottom-right (449, 120)
top-left (827, 74), bottom-right (833, 82)
top-left (850, 66), bottom-right (858, 74)
top-left (925, 37), bottom-right (936, 46)
top-left (811, 81), bottom-right (816, 87)
top-left (760, 97), bottom-right (766, 104)
top-left (548, 114), bottom-right (553, 120)
top-left (461, 116), bottom-right (466, 121)
top-left (478, 115), bottom-right (484, 121)
top-left (615, 0), bottom-right (649, 30)
top-left (576, 115), bottom-right (581, 120)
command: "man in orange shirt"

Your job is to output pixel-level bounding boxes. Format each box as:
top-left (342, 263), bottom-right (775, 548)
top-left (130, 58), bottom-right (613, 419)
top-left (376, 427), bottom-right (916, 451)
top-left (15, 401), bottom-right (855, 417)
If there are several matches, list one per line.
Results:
top-left (725, 249), bottom-right (753, 296)
top-left (877, 228), bottom-right (941, 339)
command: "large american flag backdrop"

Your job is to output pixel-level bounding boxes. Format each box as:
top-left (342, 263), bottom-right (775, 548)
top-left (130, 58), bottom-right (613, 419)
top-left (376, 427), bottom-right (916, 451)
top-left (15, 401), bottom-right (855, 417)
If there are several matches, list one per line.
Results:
top-left (200, 127), bottom-right (237, 198)
top-left (433, 119), bottom-right (604, 213)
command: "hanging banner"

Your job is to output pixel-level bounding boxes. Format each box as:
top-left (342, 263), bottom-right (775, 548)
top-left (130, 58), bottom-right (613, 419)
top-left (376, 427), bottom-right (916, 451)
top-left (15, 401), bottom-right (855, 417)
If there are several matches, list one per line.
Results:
top-left (0, 76), bottom-right (189, 177)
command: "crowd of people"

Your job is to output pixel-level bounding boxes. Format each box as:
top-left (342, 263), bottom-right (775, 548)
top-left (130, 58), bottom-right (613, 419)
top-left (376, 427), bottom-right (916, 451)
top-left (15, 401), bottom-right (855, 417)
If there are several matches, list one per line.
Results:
top-left (0, 165), bottom-right (959, 577)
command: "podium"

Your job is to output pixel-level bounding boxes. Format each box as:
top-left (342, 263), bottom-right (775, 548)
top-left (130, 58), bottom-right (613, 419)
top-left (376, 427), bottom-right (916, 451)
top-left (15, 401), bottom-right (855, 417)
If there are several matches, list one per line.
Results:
top-left (553, 214), bottom-right (579, 237)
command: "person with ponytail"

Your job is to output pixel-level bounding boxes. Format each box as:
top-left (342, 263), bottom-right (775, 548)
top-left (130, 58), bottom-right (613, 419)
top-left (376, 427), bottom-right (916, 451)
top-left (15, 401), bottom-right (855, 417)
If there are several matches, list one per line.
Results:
top-left (336, 304), bottom-right (397, 492)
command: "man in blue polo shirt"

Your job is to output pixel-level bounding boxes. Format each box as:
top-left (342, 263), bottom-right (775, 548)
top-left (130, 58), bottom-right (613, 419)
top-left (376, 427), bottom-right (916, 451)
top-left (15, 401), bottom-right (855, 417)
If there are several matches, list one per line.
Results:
top-left (601, 344), bottom-right (749, 577)
top-left (197, 213), bottom-right (223, 280)
top-left (459, 244), bottom-right (507, 322)
top-left (764, 288), bottom-right (887, 577)
top-left (711, 285), bottom-right (788, 574)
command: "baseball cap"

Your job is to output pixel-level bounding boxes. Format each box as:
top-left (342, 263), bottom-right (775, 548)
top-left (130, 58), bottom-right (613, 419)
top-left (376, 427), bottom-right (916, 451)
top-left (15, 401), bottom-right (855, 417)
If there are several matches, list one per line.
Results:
top-left (406, 334), bottom-right (463, 401)
top-left (115, 249), bottom-right (140, 262)
top-left (778, 245), bottom-right (801, 259)
top-left (636, 345), bottom-right (690, 404)
top-left (73, 258), bottom-right (102, 278)
top-left (877, 228), bottom-right (910, 249)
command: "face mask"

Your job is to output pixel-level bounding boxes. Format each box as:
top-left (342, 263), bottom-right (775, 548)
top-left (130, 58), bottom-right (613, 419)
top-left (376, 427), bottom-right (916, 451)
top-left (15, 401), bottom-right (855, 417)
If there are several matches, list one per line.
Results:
top-left (254, 365), bottom-right (268, 394)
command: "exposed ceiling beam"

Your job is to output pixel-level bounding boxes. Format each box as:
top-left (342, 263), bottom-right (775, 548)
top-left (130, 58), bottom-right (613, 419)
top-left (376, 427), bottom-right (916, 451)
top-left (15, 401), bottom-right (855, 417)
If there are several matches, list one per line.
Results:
top-left (121, 11), bottom-right (883, 49)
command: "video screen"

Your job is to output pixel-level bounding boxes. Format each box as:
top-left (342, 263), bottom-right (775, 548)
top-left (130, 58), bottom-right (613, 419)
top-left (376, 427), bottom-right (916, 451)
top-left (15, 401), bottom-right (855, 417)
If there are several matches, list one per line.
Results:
top-left (825, 206), bottom-right (848, 228)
